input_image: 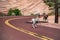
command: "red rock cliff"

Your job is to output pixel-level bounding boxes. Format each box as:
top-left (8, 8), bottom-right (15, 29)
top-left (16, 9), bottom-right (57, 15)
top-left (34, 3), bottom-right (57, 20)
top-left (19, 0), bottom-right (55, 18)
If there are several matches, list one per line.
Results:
top-left (0, 0), bottom-right (50, 15)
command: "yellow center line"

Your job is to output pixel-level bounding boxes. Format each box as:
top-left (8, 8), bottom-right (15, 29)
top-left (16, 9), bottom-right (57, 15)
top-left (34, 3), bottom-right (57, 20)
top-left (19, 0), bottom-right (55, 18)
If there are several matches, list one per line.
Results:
top-left (5, 17), bottom-right (54, 40)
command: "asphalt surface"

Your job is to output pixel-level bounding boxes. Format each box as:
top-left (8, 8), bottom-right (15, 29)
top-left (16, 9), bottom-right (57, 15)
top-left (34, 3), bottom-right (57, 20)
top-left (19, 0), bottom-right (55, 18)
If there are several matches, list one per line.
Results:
top-left (0, 16), bottom-right (60, 40)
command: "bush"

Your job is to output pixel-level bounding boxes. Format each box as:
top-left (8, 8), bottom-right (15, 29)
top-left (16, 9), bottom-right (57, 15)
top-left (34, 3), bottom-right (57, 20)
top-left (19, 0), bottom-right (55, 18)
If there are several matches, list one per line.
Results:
top-left (0, 12), bottom-right (7, 17)
top-left (8, 8), bottom-right (22, 16)
top-left (31, 13), bottom-right (35, 16)
top-left (8, 8), bottom-right (13, 16)
top-left (48, 11), bottom-right (55, 16)
top-left (13, 9), bottom-right (22, 16)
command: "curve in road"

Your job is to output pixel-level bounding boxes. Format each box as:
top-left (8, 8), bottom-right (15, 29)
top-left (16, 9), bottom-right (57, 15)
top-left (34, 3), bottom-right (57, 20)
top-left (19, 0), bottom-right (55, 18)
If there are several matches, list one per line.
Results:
top-left (5, 17), bottom-right (54, 40)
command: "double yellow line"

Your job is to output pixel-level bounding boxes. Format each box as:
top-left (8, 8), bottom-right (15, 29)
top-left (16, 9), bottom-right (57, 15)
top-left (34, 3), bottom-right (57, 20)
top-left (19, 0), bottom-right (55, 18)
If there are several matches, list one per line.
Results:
top-left (5, 18), bottom-right (54, 40)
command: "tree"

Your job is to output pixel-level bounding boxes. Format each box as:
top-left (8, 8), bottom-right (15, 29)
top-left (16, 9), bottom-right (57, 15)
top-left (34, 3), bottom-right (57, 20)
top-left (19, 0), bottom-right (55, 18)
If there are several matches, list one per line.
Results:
top-left (46, 2), bottom-right (54, 7)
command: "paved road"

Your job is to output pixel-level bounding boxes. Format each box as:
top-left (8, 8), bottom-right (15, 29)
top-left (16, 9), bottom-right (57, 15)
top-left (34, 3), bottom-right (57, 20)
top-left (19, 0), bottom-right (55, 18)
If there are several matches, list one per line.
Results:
top-left (0, 16), bottom-right (60, 40)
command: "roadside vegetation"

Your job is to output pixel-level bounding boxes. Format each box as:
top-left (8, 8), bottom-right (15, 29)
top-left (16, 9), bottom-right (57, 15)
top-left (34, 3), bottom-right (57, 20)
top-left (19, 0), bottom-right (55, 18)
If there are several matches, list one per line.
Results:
top-left (44, 0), bottom-right (60, 16)
top-left (8, 8), bottom-right (22, 16)
top-left (0, 12), bottom-right (7, 17)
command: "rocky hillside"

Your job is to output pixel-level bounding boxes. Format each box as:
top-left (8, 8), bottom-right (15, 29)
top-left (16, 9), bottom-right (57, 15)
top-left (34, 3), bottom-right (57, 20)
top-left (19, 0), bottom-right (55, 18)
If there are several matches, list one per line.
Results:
top-left (0, 0), bottom-right (50, 15)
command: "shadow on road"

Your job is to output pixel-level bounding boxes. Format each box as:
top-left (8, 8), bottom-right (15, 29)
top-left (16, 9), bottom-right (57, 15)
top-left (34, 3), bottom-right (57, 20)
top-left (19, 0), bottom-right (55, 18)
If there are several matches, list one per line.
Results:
top-left (26, 21), bottom-right (48, 24)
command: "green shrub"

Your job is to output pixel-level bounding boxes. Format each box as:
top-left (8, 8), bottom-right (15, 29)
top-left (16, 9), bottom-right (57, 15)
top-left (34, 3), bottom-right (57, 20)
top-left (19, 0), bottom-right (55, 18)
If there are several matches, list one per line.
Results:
top-left (8, 8), bottom-right (13, 16)
top-left (13, 9), bottom-right (22, 16)
top-left (8, 8), bottom-right (22, 16)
